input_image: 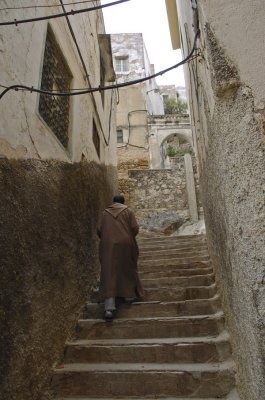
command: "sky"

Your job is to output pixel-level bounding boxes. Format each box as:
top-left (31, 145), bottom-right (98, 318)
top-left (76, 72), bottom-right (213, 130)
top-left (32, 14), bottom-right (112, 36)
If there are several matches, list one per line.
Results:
top-left (101, 0), bottom-right (185, 87)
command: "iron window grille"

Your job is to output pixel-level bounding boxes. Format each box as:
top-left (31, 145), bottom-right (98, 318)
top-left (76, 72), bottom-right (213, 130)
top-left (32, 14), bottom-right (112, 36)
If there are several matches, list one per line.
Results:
top-left (39, 28), bottom-right (72, 148)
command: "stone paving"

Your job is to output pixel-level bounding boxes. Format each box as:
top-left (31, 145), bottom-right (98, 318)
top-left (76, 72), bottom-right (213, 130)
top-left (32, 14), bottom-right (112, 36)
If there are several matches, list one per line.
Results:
top-left (50, 234), bottom-right (240, 399)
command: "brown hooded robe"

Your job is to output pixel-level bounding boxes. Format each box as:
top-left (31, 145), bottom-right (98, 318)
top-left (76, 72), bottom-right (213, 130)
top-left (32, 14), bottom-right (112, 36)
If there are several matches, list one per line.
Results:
top-left (98, 203), bottom-right (144, 299)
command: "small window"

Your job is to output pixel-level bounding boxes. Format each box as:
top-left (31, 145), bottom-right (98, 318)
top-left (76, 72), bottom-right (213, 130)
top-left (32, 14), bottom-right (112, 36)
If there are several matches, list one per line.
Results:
top-left (117, 129), bottom-right (123, 143)
top-left (93, 121), bottom-right (100, 159)
top-left (115, 56), bottom-right (129, 73)
top-left (39, 28), bottom-right (72, 148)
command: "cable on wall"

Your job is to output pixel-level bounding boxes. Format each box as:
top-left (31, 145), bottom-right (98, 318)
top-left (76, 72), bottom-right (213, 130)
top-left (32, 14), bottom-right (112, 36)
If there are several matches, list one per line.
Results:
top-left (0, 0), bottom-right (102, 11)
top-left (0, 0), bottom-right (130, 27)
top-left (0, 30), bottom-right (200, 101)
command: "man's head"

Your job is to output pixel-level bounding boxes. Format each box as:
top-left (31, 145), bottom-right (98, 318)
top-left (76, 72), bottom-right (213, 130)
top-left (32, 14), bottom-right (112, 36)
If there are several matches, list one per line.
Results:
top-left (113, 195), bottom-right (125, 204)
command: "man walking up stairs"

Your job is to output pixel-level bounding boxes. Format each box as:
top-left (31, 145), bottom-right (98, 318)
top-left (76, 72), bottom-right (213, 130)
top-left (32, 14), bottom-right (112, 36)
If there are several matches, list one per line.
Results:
top-left (50, 234), bottom-right (240, 399)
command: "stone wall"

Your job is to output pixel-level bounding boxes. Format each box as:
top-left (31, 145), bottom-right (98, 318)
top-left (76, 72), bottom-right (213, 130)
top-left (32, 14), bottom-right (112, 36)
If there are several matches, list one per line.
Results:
top-left (117, 146), bottom-right (149, 203)
top-left (0, 159), bottom-right (117, 400)
top-left (176, 1), bottom-right (265, 398)
top-left (128, 163), bottom-right (188, 223)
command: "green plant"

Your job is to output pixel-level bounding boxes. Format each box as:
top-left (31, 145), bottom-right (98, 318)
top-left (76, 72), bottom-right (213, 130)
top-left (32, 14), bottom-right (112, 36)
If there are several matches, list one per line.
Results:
top-left (164, 97), bottom-right (188, 114)
top-left (166, 146), bottom-right (193, 157)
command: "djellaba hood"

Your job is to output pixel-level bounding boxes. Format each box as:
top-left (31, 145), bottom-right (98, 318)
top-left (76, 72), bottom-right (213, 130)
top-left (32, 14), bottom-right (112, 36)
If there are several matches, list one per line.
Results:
top-left (105, 203), bottom-right (128, 219)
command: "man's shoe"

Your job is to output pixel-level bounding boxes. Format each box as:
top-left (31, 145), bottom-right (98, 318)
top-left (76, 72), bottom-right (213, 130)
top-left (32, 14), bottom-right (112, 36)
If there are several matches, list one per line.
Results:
top-left (124, 297), bottom-right (135, 304)
top-left (104, 310), bottom-right (114, 321)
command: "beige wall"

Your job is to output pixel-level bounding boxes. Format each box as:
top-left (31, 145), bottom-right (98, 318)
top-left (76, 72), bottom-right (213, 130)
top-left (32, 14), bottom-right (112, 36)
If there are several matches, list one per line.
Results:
top-left (0, 1), bottom-right (117, 166)
top-left (174, 1), bottom-right (265, 399)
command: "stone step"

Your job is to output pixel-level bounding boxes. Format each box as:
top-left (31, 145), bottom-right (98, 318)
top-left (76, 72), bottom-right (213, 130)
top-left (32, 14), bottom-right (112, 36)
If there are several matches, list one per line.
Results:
top-left (139, 241), bottom-right (208, 249)
top-left (139, 260), bottom-right (211, 274)
top-left (139, 249), bottom-right (209, 260)
top-left (139, 266), bottom-right (213, 278)
top-left (139, 243), bottom-right (208, 252)
top-left (55, 398), bottom-right (228, 400)
top-left (64, 334), bottom-right (232, 364)
top-left (52, 361), bottom-right (235, 398)
top-left (84, 297), bottom-right (221, 319)
top-left (90, 278), bottom-right (216, 305)
top-left (138, 234), bottom-right (206, 243)
top-left (75, 312), bottom-right (224, 340)
top-left (141, 274), bottom-right (215, 289)
top-left (139, 255), bottom-right (210, 268)
top-left (145, 283), bottom-right (217, 302)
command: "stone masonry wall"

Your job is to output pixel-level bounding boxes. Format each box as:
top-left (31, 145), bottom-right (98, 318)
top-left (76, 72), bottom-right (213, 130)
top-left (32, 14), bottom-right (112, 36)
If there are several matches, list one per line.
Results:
top-left (0, 159), bottom-right (117, 400)
top-left (118, 147), bottom-right (149, 203)
top-left (128, 163), bottom-right (188, 222)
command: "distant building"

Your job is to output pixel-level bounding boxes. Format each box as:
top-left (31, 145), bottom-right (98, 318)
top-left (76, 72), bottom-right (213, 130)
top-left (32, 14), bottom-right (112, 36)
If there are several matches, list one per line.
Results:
top-left (159, 84), bottom-right (188, 110)
top-left (110, 33), bottom-right (164, 200)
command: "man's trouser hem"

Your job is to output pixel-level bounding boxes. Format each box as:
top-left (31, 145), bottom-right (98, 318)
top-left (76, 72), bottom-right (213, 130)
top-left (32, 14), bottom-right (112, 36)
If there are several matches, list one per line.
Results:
top-left (104, 297), bottom-right (116, 311)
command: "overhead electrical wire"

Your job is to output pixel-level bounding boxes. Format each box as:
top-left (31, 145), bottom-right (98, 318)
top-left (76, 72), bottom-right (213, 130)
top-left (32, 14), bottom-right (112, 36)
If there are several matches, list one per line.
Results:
top-left (0, 30), bottom-right (200, 101)
top-left (0, 0), bottom-right (130, 26)
top-left (0, 0), bottom-right (100, 11)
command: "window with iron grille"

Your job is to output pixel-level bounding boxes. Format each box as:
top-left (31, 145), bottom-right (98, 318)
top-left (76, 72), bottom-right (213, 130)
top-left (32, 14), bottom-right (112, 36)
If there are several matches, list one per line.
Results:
top-left (93, 120), bottom-right (100, 159)
top-left (115, 56), bottom-right (129, 73)
top-left (117, 128), bottom-right (123, 143)
top-left (39, 28), bottom-right (72, 148)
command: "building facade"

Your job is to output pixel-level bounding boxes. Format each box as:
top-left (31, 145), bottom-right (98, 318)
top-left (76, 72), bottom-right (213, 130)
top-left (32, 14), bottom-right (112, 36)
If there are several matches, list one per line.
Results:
top-left (166, 1), bottom-right (265, 399)
top-left (0, 3), bottom-right (118, 399)
top-left (110, 33), bottom-right (164, 201)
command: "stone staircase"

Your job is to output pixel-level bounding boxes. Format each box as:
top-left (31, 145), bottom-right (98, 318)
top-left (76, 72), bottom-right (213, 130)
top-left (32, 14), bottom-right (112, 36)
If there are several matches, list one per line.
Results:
top-left (50, 234), bottom-right (239, 399)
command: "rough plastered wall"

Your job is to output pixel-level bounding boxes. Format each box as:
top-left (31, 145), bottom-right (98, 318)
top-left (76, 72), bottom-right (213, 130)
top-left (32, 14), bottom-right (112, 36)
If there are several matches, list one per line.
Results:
top-left (0, 159), bottom-right (117, 400)
top-left (177, 0), bottom-right (265, 398)
top-left (128, 163), bottom-right (188, 223)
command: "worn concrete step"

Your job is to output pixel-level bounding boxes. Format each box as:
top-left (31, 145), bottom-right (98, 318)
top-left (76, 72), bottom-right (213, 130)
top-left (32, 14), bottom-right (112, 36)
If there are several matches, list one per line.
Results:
top-left (141, 274), bottom-right (215, 289)
top-left (139, 266), bottom-right (213, 279)
top-left (64, 334), bottom-right (232, 364)
top-left (139, 255), bottom-right (210, 268)
top-left (139, 240), bottom-right (208, 248)
top-left (138, 234), bottom-right (206, 244)
top-left (75, 312), bottom-right (224, 340)
top-left (139, 261), bottom-right (211, 274)
top-left (84, 297), bottom-right (220, 319)
top-left (52, 361), bottom-right (235, 398)
top-left (145, 283), bottom-right (217, 302)
top-left (139, 245), bottom-right (208, 255)
top-left (138, 242), bottom-right (207, 251)
top-left (55, 398), bottom-right (228, 400)
top-left (139, 249), bottom-right (209, 260)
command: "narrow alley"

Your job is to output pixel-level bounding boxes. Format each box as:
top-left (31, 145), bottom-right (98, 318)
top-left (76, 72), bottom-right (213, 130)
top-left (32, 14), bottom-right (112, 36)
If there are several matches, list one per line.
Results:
top-left (50, 234), bottom-right (239, 399)
top-left (1, 1), bottom-right (265, 400)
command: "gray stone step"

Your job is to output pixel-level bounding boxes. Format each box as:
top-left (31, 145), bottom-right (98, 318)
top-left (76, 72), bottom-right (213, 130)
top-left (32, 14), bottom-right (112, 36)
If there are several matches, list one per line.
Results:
top-left (55, 398), bottom-right (228, 400)
top-left (52, 361), bottom-right (235, 398)
top-left (139, 266), bottom-right (213, 278)
top-left (139, 248), bottom-right (209, 260)
top-left (138, 234), bottom-right (206, 244)
top-left (139, 260), bottom-right (211, 274)
top-left (64, 334), bottom-right (232, 364)
top-left (84, 297), bottom-right (221, 319)
top-left (145, 283), bottom-right (217, 302)
top-left (75, 312), bottom-right (224, 340)
top-left (141, 274), bottom-right (215, 289)
top-left (139, 255), bottom-right (210, 268)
